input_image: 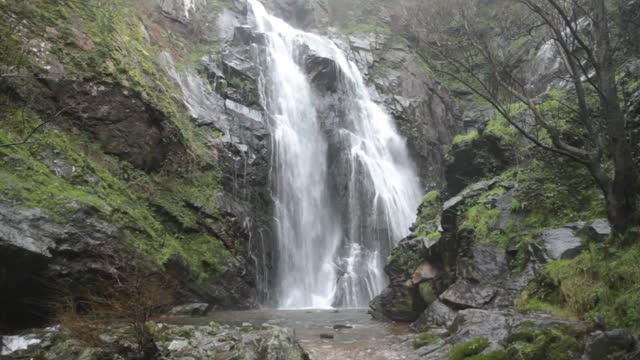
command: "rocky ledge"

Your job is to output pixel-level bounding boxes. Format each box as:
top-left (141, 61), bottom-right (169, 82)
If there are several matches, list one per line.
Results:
top-left (1, 322), bottom-right (308, 360)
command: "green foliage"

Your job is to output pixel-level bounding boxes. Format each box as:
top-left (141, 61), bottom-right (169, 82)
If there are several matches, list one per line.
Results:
top-left (459, 186), bottom-right (509, 248)
top-left (414, 190), bottom-right (442, 239)
top-left (519, 243), bottom-right (640, 331)
top-left (466, 351), bottom-right (507, 360)
top-left (453, 130), bottom-right (479, 145)
top-left (448, 337), bottom-right (490, 360)
top-left (484, 113), bottom-right (520, 146)
top-left (514, 291), bottom-right (576, 320)
top-left (514, 155), bottom-right (605, 229)
top-left (503, 325), bottom-right (580, 360)
top-left (0, 6), bottom-right (228, 282)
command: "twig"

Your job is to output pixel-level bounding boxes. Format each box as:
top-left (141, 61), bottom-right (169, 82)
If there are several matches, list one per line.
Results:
top-left (0, 106), bottom-right (79, 148)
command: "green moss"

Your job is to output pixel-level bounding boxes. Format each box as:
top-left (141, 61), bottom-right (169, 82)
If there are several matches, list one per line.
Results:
top-left (0, 0), bottom-right (236, 293)
top-left (504, 325), bottom-right (580, 360)
top-left (453, 130), bottom-right (479, 145)
top-left (458, 186), bottom-right (512, 249)
top-left (419, 282), bottom-right (437, 305)
top-left (517, 243), bottom-right (640, 331)
top-left (448, 337), bottom-right (490, 360)
top-left (484, 112), bottom-right (521, 146)
top-left (0, 100), bottom-right (226, 282)
top-left (413, 332), bottom-right (442, 349)
top-left (466, 350), bottom-right (507, 360)
top-left (414, 190), bottom-right (442, 239)
top-left (385, 247), bottom-right (422, 280)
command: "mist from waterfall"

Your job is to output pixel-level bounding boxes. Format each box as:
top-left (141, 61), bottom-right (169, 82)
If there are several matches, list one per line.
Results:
top-left (248, 0), bottom-right (422, 309)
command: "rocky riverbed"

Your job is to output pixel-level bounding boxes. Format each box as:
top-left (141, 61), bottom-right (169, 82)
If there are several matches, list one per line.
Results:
top-left (165, 309), bottom-right (415, 360)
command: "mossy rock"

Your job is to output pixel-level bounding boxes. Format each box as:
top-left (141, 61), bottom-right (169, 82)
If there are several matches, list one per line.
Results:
top-left (504, 326), bottom-right (580, 360)
top-left (466, 350), bottom-right (508, 360)
top-left (419, 282), bottom-right (437, 305)
top-left (413, 332), bottom-right (442, 349)
top-left (448, 337), bottom-right (490, 360)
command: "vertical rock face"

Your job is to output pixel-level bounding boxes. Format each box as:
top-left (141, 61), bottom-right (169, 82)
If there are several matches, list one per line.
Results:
top-left (337, 33), bottom-right (464, 188)
top-left (260, 0), bottom-right (329, 30)
top-left (160, 0), bottom-right (199, 24)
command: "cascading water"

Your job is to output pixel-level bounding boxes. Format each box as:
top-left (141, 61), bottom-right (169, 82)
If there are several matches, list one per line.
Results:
top-left (248, 0), bottom-right (422, 309)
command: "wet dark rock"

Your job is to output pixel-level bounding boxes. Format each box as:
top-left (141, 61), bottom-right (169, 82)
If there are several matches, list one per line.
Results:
top-left (356, 37), bottom-right (463, 188)
top-left (233, 25), bottom-right (267, 46)
top-left (302, 44), bottom-right (340, 93)
top-left (320, 333), bottom-right (335, 339)
top-left (221, 46), bottom-right (261, 109)
top-left (368, 285), bottom-right (424, 322)
top-left (457, 244), bottom-right (508, 283)
top-left (439, 280), bottom-right (496, 309)
top-left (442, 178), bottom-right (499, 214)
top-left (162, 49), bottom-right (273, 306)
top-left (445, 133), bottom-right (516, 196)
top-left (410, 300), bottom-right (457, 331)
top-left (542, 227), bottom-right (586, 260)
top-left (583, 329), bottom-right (637, 360)
top-left (332, 324), bottom-right (353, 330)
top-left (44, 81), bottom-right (173, 171)
top-left (0, 203), bottom-right (120, 329)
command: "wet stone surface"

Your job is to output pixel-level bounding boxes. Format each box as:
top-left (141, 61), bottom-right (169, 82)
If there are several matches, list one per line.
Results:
top-left (165, 308), bottom-right (416, 360)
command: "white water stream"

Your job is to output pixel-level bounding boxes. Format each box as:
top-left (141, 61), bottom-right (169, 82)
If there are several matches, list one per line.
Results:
top-left (248, 0), bottom-right (422, 309)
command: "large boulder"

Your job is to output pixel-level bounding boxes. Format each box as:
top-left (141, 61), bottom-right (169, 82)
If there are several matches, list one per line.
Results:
top-left (583, 329), bottom-right (638, 360)
top-left (416, 309), bottom-right (590, 359)
top-left (0, 204), bottom-right (120, 329)
top-left (542, 227), bottom-right (586, 260)
top-left (368, 285), bottom-right (425, 322)
top-left (585, 219), bottom-right (612, 243)
top-left (410, 300), bottom-right (458, 331)
top-left (439, 280), bottom-right (496, 309)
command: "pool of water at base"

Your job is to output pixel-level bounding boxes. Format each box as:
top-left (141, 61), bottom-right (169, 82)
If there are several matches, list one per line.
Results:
top-left (164, 308), bottom-right (416, 360)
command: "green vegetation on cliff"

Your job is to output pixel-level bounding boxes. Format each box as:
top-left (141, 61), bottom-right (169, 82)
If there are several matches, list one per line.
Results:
top-left (0, 0), bottom-right (234, 282)
top-left (518, 243), bottom-right (640, 331)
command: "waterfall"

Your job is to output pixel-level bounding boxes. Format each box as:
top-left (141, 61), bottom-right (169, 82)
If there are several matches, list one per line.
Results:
top-left (248, 0), bottom-right (422, 309)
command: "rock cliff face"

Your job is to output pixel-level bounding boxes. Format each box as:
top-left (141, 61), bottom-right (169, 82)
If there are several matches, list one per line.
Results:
top-left (354, 35), bottom-right (463, 188)
top-left (0, 0), bottom-right (464, 327)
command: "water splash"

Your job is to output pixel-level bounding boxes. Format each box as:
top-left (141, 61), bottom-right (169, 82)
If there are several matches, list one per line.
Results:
top-left (248, 0), bottom-right (422, 308)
